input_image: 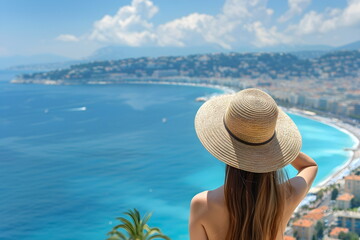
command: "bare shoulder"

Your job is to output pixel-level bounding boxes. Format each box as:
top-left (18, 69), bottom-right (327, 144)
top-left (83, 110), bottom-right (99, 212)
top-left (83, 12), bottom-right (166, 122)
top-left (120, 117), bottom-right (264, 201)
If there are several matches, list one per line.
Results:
top-left (191, 186), bottom-right (225, 214)
top-left (189, 191), bottom-right (210, 239)
top-left (191, 191), bottom-right (208, 210)
top-left (190, 187), bottom-right (228, 240)
top-left (190, 191), bottom-right (209, 224)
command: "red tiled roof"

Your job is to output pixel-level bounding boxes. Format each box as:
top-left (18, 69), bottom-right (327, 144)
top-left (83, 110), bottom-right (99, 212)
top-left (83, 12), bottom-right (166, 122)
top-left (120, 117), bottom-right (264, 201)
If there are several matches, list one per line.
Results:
top-left (345, 175), bottom-right (360, 181)
top-left (303, 212), bottom-right (324, 221)
top-left (293, 219), bottom-right (314, 228)
top-left (315, 206), bottom-right (328, 212)
top-left (337, 193), bottom-right (354, 201)
top-left (284, 236), bottom-right (296, 240)
top-left (309, 206), bottom-right (328, 214)
top-left (330, 227), bottom-right (349, 237)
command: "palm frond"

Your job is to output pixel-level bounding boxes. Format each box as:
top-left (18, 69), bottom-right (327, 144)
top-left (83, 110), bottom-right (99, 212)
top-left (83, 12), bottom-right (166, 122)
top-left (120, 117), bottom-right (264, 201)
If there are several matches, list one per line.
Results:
top-left (107, 208), bottom-right (170, 240)
top-left (143, 228), bottom-right (159, 239)
top-left (116, 217), bottom-right (136, 236)
top-left (113, 224), bottom-right (127, 230)
top-left (106, 230), bottom-right (127, 240)
top-left (125, 209), bottom-right (142, 234)
top-left (140, 212), bottom-right (153, 229)
top-left (144, 226), bottom-right (170, 240)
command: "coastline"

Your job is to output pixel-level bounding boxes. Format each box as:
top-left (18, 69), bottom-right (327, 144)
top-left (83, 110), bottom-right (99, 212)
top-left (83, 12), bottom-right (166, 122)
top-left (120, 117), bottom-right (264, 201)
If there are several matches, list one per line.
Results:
top-left (126, 80), bottom-right (360, 191)
top-left (157, 81), bottom-right (360, 191)
top-left (10, 78), bottom-right (360, 192)
top-left (156, 80), bottom-right (360, 191)
top-left (285, 108), bottom-right (360, 192)
top-left (117, 80), bottom-right (236, 94)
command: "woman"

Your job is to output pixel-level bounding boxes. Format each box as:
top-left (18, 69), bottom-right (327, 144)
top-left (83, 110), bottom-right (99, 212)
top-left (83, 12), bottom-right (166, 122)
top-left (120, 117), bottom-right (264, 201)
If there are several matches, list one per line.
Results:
top-left (190, 88), bottom-right (318, 240)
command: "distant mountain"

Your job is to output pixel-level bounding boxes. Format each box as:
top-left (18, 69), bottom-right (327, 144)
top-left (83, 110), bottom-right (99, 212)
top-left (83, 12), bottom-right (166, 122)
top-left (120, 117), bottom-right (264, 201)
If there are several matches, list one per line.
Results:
top-left (288, 41), bottom-right (360, 59)
top-left (4, 40), bottom-right (359, 70)
top-left (88, 45), bottom-right (227, 61)
top-left (336, 40), bottom-right (360, 50)
top-left (8, 60), bottom-right (85, 71)
top-left (15, 50), bottom-right (360, 84)
top-left (88, 44), bottom-right (336, 62)
top-left (0, 54), bottom-right (75, 70)
top-left (258, 44), bottom-right (333, 53)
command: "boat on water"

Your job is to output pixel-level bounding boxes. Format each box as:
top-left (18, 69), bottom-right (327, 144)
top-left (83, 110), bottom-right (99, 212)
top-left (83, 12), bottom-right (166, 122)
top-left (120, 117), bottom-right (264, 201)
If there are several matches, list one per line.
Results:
top-left (344, 147), bottom-right (355, 151)
top-left (195, 97), bottom-right (208, 102)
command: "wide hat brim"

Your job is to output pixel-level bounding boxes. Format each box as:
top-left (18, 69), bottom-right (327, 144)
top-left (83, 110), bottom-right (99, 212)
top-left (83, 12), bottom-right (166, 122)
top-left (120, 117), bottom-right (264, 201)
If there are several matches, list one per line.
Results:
top-left (195, 94), bottom-right (302, 173)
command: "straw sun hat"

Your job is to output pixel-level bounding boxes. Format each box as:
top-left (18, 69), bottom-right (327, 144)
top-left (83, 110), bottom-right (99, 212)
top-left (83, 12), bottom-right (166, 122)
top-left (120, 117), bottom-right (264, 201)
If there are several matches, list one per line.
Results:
top-left (195, 88), bottom-right (302, 173)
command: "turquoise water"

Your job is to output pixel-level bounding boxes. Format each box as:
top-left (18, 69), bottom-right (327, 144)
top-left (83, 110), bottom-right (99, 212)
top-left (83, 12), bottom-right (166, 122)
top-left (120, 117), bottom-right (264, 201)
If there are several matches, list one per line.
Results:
top-left (0, 70), bottom-right (355, 240)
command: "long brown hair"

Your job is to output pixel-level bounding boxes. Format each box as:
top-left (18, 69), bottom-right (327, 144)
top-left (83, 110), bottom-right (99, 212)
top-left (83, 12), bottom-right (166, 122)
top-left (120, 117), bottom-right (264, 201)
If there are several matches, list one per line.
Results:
top-left (224, 165), bottom-right (290, 240)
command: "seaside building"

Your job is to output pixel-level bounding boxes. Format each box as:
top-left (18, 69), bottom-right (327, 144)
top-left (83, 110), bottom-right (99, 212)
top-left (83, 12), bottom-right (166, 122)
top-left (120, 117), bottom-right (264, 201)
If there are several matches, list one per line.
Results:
top-left (316, 97), bottom-right (328, 110)
top-left (344, 175), bottom-right (360, 198)
top-left (303, 206), bottom-right (327, 222)
top-left (290, 94), bottom-right (298, 105)
top-left (305, 97), bottom-right (318, 108)
top-left (337, 104), bottom-right (346, 115)
top-left (336, 211), bottom-right (360, 235)
top-left (292, 206), bottom-right (328, 240)
top-left (152, 69), bottom-right (179, 78)
top-left (328, 100), bottom-right (339, 114)
top-left (297, 95), bottom-right (306, 107)
top-left (329, 227), bottom-right (349, 238)
top-left (336, 193), bottom-right (354, 209)
top-left (292, 219), bottom-right (315, 240)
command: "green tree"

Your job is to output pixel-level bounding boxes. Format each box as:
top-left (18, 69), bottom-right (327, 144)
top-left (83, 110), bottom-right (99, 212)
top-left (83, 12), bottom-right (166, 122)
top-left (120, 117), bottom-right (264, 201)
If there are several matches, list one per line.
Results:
top-left (294, 230), bottom-right (298, 239)
top-left (351, 197), bottom-right (360, 208)
top-left (338, 231), bottom-right (359, 240)
top-left (331, 188), bottom-right (339, 200)
top-left (315, 221), bottom-right (324, 239)
top-left (316, 189), bottom-right (324, 200)
top-left (107, 208), bottom-right (170, 240)
top-left (301, 204), bottom-right (309, 210)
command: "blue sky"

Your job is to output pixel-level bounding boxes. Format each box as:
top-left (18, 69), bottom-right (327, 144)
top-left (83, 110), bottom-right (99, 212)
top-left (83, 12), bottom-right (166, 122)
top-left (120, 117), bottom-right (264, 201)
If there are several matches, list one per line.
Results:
top-left (0, 0), bottom-right (359, 59)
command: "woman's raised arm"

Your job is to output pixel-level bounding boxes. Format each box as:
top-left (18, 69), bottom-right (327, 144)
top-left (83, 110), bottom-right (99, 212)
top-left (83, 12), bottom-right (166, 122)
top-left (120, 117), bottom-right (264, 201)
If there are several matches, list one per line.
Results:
top-left (289, 152), bottom-right (318, 204)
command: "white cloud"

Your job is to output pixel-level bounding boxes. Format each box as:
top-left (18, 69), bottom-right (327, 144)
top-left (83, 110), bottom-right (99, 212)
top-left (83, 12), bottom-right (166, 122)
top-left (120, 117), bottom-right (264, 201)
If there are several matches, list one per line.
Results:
top-left (278, 0), bottom-right (312, 23)
top-left (89, 0), bottom-right (278, 48)
top-left (156, 13), bottom-right (217, 47)
top-left (266, 8), bottom-right (274, 16)
top-left (247, 21), bottom-right (292, 47)
top-left (56, 34), bottom-right (79, 42)
top-left (89, 0), bottom-right (158, 46)
top-left (82, 0), bottom-right (359, 49)
top-left (289, 0), bottom-right (360, 35)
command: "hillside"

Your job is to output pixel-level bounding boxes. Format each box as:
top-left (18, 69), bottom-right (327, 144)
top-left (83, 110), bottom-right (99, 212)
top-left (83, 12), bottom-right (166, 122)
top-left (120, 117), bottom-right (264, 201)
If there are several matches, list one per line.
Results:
top-left (14, 50), bottom-right (360, 84)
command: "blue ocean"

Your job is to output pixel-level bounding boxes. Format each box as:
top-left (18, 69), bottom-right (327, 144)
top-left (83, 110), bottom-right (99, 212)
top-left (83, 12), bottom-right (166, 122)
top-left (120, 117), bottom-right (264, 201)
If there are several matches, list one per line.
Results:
top-left (0, 70), bottom-right (355, 240)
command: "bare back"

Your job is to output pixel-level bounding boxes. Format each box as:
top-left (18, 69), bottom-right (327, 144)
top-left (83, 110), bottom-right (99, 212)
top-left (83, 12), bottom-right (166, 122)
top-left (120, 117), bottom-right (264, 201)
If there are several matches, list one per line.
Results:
top-left (189, 153), bottom-right (318, 240)
top-left (190, 185), bottom-right (293, 240)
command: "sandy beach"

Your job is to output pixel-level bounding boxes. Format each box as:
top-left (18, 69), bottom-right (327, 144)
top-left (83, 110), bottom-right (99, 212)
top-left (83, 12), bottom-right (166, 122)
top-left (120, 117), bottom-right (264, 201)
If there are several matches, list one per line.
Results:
top-left (286, 108), bottom-right (360, 192)
top-left (116, 80), bottom-right (236, 94)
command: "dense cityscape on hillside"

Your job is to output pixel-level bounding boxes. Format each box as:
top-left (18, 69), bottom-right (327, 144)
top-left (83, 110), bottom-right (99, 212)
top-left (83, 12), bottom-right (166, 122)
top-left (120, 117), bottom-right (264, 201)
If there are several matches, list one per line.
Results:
top-left (13, 50), bottom-right (360, 123)
top-left (285, 168), bottom-right (360, 240)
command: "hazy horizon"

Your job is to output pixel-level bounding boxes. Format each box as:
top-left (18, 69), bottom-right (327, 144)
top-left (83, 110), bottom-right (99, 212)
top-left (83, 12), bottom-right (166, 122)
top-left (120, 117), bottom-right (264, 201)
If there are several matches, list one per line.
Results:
top-left (1, 0), bottom-right (359, 60)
